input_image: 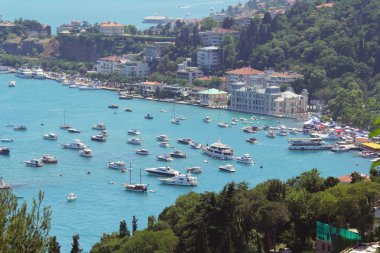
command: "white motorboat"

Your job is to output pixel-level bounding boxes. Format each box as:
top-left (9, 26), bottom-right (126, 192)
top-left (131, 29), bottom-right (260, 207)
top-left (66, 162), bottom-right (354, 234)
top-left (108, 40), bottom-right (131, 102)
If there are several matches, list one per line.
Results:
top-left (43, 132), bottom-right (58, 140)
top-left (41, 154), bottom-right (58, 164)
top-left (25, 159), bottom-right (43, 167)
top-left (266, 130), bottom-right (276, 138)
top-left (136, 149), bottom-right (150, 155)
top-left (156, 135), bottom-right (169, 142)
top-left (159, 174), bottom-right (198, 186)
top-left (177, 138), bottom-right (192, 145)
top-left (127, 129), bottom-right (141, 135)
top-left (203, 116), bottom-right (212, 123)
top-left (91, 134), bottom-right (107, 142)
top-left (156, 154), bottom-right (173, 162)
top-left (219, 164), bottom-right (235, 172)
top-left (203, 139), bottom-right (234, 160)
top-left (0, 138), bottom-right (13, 143)
top-left (92, 123), bottom-right (106, 130)
top-left (190, 142), bottom-right (202, 149)
top-left (8, 80), bottom-right (16, 87)
top-left (186, 166), bottom-right (202, 174)
top-left (98, 130), bottom-right (108, 137)
top-left (235, 154), bottom-right (254, 164)
top-left (127, 138), bottom-right (142, 145)
top-left (108, 161), bottom-right (126, 170)
top-left (62, 139), bottom-right (87, 149)
top-left (218, 122), bottom-right (230, 128)
top-left (331, 144), bottom-right (350, 152)
top-left (79, 148), bottom-right (93, 157)
top-left (67, 128), bottom-right (81, 133)
top-left (0, 177), bottom-right (11, 189)
top-left (358, 151), bottom-right (379, 158)
top-left (246, 138), bottom-right (258, 144)
top-left (160, 142), bottom-right (170, 148)
top-left (15, 67), bottom-right (33, 78)
top-left (145, 166), bottom-right (179, 177)
top-left (178, 115), bottom-right (186, 120)
top-left (67, 193), bottom-right (77, 202)
top-left (170, 150), bottom-right (187, 158)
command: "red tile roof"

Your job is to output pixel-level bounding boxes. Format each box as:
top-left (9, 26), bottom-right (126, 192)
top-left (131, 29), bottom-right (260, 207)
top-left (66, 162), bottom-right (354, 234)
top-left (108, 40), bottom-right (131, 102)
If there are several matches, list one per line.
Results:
top-left (99, 55), bottom-right (121, 62)
top-left (141, 81), bottom-right (161, 86)
top-left (226, 67), bottom-right (265, 75)
top-left (316, 3), bottom-right (335, 9)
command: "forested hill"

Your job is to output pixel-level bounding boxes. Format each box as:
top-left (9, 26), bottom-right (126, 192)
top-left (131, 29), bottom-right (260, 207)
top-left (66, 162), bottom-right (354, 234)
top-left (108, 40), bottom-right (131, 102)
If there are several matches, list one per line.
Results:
top-left (241, 0), bottom-right (380, 128)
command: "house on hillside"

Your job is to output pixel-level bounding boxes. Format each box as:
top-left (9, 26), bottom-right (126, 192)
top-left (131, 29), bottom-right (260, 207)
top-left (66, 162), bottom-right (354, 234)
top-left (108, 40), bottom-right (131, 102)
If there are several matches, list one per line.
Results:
top-left (99, 22), bottom-right (124, 36)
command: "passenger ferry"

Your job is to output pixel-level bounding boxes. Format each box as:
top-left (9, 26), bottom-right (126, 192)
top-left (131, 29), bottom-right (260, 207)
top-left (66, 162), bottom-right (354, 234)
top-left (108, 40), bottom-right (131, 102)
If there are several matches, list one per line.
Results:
top-left (288, 138), bottom-right (332, 150)
top-left (203, 139), bottom-right (234, 160)
top-left (15, 67), bottom-right (33, 78)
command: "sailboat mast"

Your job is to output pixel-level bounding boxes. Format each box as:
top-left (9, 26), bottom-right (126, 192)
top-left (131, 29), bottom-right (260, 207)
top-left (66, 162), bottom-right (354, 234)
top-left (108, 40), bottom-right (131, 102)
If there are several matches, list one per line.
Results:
top-left (139, 168), bottom-right (142, 184)
top-left (129, 163), bottom-right (132, 184)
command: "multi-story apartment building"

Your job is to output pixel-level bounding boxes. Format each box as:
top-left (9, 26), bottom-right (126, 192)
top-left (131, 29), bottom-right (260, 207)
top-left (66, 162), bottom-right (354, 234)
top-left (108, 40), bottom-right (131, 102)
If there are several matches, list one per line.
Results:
top-left (197, 46), bottom-right (220, 71)
top-left (99, 22), bottom-right (124, 36)
top-left (199, 28), bottom-right (240, 46)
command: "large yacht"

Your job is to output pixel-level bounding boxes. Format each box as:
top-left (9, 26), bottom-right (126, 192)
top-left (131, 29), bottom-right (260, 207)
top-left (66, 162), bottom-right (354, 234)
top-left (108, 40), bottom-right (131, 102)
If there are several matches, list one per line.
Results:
top-left (145, 166), bottom-right (179, 177)
top-left (32, 67), bottom-right (46, 79)
top-left (15, 67), bottom-right (33, 78)
top-left (61, 139), bottom-right (87, 149)
top-left (203, 140), bottom-right (234, 160)
top-left (159, 174), bottom-right (198, 186)
top-left (288, 138), bottom-right (332, 150)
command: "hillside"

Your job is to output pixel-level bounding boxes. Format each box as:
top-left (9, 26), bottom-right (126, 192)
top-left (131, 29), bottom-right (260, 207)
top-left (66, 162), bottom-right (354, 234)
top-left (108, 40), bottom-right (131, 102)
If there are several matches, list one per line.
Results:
top-left (239, 0), bottom-right (380, 127)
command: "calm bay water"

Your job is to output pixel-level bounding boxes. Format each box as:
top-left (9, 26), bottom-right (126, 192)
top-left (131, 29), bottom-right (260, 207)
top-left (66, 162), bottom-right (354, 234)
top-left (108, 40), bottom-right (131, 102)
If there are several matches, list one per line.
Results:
top-left (0, 74), bottom-right (371, 252)
top-left (1, 0), bottom-right (238, 30)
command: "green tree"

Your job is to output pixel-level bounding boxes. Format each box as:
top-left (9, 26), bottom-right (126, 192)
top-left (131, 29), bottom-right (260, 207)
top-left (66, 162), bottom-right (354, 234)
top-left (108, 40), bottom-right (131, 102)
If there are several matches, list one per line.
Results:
top-left (200, 17), bottom-right (219, 31)
top-left (71, 234), bottom-right (82, 253)
top-left (119, 220), bottom-right (130, 238)
top-left (220, 34), bottom-right (237, 70)
top-left (0, 191), bottom-right (52, 253)
top-left (48, 236), bottom-right (61, 253)
top-left (132, 216), bottom-right (138, 236)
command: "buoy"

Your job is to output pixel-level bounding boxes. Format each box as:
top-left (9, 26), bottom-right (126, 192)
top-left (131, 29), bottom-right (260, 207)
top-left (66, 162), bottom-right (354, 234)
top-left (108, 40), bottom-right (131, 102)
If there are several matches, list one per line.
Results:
top-left (59, 173), bottom-right (62, 177)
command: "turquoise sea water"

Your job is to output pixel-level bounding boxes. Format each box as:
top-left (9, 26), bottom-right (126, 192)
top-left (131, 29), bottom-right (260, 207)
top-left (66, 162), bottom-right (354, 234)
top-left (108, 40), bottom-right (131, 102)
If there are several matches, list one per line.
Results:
top-left (0, 75), bottom-right (371, 252)
top-left (1, 0), bottom-right (239, 30)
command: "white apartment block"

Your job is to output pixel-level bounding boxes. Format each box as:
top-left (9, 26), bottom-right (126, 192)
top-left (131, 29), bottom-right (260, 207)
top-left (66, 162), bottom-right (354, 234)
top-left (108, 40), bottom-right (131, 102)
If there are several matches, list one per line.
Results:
top-left (199, 28), bottom-right (240, 46)
top-left (197, 46), bottom-right (220, 71)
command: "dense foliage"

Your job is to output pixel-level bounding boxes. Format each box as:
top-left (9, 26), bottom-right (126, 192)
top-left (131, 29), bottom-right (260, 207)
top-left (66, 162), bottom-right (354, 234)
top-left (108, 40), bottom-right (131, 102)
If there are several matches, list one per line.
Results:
top-left (90, 169), bottom-right (380, 252)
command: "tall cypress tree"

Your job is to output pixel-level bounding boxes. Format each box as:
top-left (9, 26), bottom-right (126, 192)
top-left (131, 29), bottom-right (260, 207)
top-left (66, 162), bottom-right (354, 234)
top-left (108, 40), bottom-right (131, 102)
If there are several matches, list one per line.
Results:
top-left (70, 234), bottom-right (81, 253)
top-left (119, 220), bottom-right (130, 238)
top-left (48, 236), bottom-right (61, 253)
top-left (132, 215), bottom-right (138, 236)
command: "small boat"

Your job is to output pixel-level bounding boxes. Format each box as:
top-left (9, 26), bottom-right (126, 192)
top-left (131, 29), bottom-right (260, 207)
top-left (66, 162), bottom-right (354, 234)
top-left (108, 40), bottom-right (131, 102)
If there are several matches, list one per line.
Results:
top-left (171, 118), bottom-right (181, 125)
top-left (0, 138), bottom-right (13, 143)
top-left (144, 114), bottom-right (153, 119)
top-left (127, 129), bottom-right (141, 135)
top-left (177, 138), bottom-right (192, 145)
top-left (178, 115), bottom-right (186, 120)
top-left (277, 129), bottom-right (288, 136)
top-left (124, 108), bottom-right (133, 112)
top-left (217, 122), bottom-right (230, 128)
top-left (136, 149), bottom-right (150, 155)
top-left (108, 104), bottom-right (119, 109)
top-left (0, 147), bottom-right (10, 155)
top-left (127, 138), bottom-right (142, 145)
top-left (160, 142), bottom-right (170, 148)
top-left (43, 133), bottom-right (58, 140)
top-left (67, 128), bottom-right (81, 133)
top-left (25, 159), bottom-right (43, 167)
top-left (266, 130), bottom-right (276, 138)
top-left (235, 154), bottom-right (254, 164)
top-left (14, 126), bottom-right (27, 131)
top-left (124, 168), bottom-right (148, 192)
top-left (119, 94), bottom-right (133, 100)
top-left (79, 148), bottom-right (93, 157)
top-left (156, 154), bottom-right (173, 162)
top-left (190, 142), bottom-right (202, 149)
top-left (69, 84), bottom-right (78, 88)
top-left (186, 166), bottom-right (202, 174)
top-left (156, 135), bottom-right (169, 142)
top-left (0, 177), bottom-right (11, 189)
top-left (67, 193), bottom-right (77, 202)
top-left (358, 151), bottom-right (379, 158)
top-left (246, 138), bottom-right (258, 144)
top-left (331, 145), bottom-right (350, 152)
top-left (8, 81), bottom-right (16, 87)
top-left (42, 154), bottom-right (58, 164)
top-left (60, 110), bottom-right (71, 129)
top-left (219, 164), bottom-right (235, 172)
top-left (160, 109), bottom-right (167, 113)
top-left (203, 116), bottom-right (212, 123)
top-left (159, 174), bottom-right (198, 186)
top-left (170, 150), bottom-right (187, 158)
top-left (91, 134), bottom-right (107, 142)
top-left (108, 161), bottom-right (126, 170)
top-left (62, 139), bottom-right (87, 149)
top-left (92, 123), bottom-right (106, 130)
top-left (145, 166), bottom-right (179, 177)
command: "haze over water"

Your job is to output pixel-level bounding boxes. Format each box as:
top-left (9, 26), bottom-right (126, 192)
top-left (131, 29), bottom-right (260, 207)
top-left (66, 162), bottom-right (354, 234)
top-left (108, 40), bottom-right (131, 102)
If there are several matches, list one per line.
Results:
top-left (1, 0), bottom-right (239, 30)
